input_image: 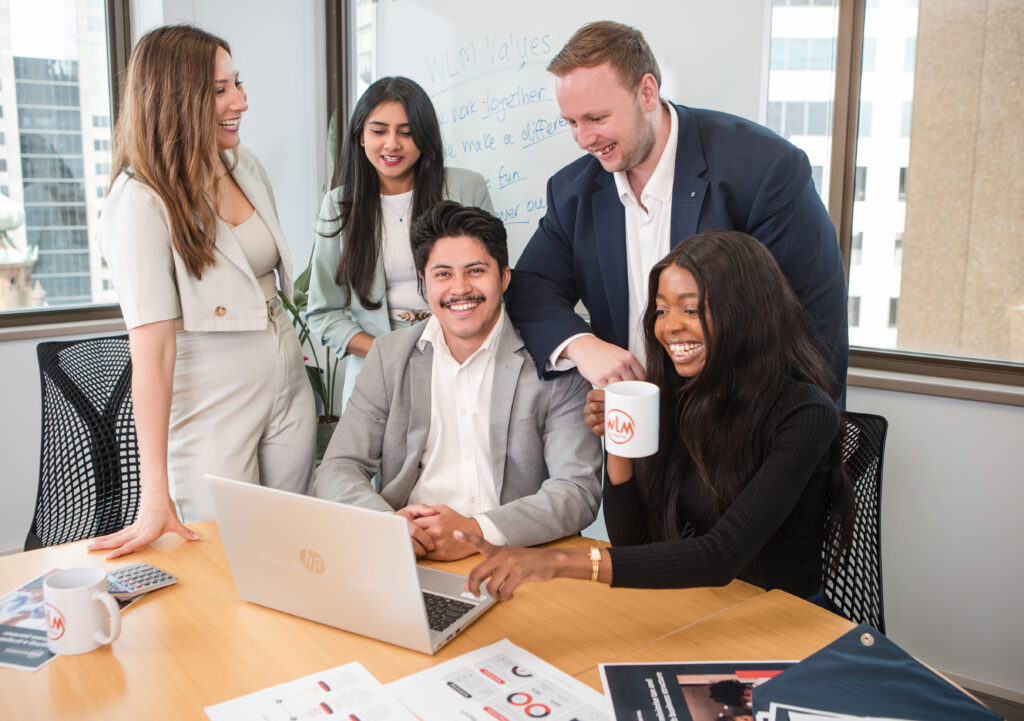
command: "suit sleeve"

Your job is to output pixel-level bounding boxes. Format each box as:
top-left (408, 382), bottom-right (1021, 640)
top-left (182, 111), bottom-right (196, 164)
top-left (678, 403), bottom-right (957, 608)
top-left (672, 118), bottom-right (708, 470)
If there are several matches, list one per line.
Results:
top-left (98, 181), bottom-right (181, 329)
top-left (311, 340), bottom-right (394, 512)
top-left (305, 191), bottom-right (364, 360)
top-left (745, 146), bottom-right (849, 395)
top-left (506, 178), bottom-right (595, 378)
top-left (478, 370), bottom-right (602, 546)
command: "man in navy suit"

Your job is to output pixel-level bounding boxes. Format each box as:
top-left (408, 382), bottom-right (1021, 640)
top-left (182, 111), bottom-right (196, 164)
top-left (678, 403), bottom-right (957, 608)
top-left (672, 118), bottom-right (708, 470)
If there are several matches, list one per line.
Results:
top-left (506, 21), bottom-right (848, 399)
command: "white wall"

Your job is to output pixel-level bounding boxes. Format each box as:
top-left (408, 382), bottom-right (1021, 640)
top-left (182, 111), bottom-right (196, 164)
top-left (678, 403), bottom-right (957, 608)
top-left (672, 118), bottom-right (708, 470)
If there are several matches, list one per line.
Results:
top-left (846, 385), bottom-right (1024, 698)
top-left (131, 0), bottom-right (327, 268)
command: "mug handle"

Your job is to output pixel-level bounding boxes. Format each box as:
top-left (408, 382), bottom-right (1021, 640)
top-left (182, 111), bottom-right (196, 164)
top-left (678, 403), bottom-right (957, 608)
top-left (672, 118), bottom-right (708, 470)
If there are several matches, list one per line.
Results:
top-left (92, 591), bottom-right (122, 645)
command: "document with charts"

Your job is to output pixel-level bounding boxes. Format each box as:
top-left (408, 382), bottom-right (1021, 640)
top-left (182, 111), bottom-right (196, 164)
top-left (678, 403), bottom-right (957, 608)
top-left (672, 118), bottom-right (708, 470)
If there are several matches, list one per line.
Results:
top-left (389, 638), bottom-right (610, 721)
top-left (205, 661), bottom-right (417, 721)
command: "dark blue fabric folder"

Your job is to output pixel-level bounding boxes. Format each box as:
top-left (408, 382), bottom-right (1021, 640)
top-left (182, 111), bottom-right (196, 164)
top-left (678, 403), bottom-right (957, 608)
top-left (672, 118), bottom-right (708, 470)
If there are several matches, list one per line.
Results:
top-left (751, 623), bottom-right (1001, 720)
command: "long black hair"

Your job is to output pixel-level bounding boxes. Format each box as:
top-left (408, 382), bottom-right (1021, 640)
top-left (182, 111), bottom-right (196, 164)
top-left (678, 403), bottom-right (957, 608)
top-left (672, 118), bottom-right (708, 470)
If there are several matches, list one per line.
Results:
top-left (323, 76), bottom-right (446, 309)
top-left (636, 231), bottom-right (853, 577)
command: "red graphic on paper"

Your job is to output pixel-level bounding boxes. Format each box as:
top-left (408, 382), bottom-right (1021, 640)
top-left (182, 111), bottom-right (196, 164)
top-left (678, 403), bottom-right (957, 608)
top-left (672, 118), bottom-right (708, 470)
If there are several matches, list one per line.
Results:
top-left (484, 708), bottom-right (511, 721)
top-left (480, 668), bottom-right (506, 684)
top-left (605, 409), bottom-right (635, 444)
top-left (45, 603), bottom-right (66, 641)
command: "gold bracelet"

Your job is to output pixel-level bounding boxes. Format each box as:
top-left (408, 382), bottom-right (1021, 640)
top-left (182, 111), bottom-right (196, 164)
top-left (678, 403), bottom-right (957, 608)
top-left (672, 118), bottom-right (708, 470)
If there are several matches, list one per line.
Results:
top-left (588, 546), bottom-right (602, 582)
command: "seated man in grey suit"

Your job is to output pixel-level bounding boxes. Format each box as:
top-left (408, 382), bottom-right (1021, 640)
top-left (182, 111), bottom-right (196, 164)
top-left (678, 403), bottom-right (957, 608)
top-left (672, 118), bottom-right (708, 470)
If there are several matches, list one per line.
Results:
top-left (313, 201), bottom-right (602, 561)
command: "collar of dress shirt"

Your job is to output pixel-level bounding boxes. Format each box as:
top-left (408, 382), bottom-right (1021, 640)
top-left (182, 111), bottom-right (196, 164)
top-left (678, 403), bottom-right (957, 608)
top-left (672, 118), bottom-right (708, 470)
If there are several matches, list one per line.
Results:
top-left (613, 101), bottom-right (679, 208)
top-left (416, 306), bottom-right (507, 366)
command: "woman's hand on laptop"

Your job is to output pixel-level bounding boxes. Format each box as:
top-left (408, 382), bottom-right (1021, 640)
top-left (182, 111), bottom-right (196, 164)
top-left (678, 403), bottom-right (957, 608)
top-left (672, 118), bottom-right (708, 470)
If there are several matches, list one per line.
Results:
top-left (457, 531), bottom-right (562, 601)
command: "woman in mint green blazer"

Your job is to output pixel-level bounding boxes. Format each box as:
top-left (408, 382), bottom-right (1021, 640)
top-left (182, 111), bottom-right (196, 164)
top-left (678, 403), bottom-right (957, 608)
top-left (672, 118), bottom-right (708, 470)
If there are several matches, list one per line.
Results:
top-left (306, 77), bottom-right (492, 412)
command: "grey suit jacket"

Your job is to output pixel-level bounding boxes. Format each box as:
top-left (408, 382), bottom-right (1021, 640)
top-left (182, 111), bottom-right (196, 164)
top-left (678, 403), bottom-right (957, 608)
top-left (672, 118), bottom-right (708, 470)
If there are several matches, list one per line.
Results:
top-left (312, 312), bottom-right (602, 547)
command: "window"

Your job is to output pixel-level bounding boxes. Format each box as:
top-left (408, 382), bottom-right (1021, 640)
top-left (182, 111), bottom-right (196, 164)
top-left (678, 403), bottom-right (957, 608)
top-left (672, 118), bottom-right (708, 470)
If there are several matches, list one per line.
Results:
top-left (811, 165), bottom-right (823, 194)
top-left (854, 166), bottom-right (867, 201)
top-left (770, 0), bottom-right (1024, 393)
top-left (0, 131), bottom-right (5, 145)
top-left (0, 0), bottom-right (123, 315)
top-left (858, 101), bottom-right (872, 138)
top-left (0, 159), bottom-right (6, 173)
top-left (901, 102), bottom-right (913, 137)
top-left (861, 37), bottom-right (876, 72)
top-left (850, 232), bottom-right (863, 266)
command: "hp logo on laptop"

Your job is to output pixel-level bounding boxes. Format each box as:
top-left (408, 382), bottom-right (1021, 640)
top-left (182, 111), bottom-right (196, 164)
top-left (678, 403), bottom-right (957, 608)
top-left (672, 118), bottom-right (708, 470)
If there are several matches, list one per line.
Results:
top-left (299, 548), bottom-right (325, 575)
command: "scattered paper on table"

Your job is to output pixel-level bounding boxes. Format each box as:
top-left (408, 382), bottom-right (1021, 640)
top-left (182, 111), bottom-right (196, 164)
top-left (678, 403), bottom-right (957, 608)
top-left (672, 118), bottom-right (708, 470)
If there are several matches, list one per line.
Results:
top-left (768, 703), bottom-right (912, 721)
top-left (0, 571), bottom-right (60, 671)
top-left (600, 660), bottom-right (795, 721)
top-left (389, 638), bottom-right (610, 721)
top-left (205, 661), bottom-right (417, 721)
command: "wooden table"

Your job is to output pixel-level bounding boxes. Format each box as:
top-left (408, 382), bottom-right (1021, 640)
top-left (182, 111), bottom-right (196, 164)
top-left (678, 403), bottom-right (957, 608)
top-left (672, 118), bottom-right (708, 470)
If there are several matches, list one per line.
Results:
top-left (0, 522), bottom-right (850, 720)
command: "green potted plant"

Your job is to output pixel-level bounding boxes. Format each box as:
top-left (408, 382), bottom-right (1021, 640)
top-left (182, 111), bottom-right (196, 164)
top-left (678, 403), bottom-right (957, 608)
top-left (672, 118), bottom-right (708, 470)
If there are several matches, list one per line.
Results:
top-left (279, 110), bottom-right (341, 461)
top-left (278, 270), bottom-right (339, 461)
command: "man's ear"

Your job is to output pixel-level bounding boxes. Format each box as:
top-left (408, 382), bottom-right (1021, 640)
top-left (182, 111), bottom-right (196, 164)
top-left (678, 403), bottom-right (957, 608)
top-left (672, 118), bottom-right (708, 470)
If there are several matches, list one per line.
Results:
top-left (501, 266), bottom-right (511, 293)
top-left (638, 72), bottom-right (660, 111)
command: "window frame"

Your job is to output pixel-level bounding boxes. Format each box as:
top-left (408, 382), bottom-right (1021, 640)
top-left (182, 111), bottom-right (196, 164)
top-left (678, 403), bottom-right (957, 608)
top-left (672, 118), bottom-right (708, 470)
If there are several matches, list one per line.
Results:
top-left (0, 0), bottom-right (131, 332)
top-left (829, 0), bottom-right (1023, 404)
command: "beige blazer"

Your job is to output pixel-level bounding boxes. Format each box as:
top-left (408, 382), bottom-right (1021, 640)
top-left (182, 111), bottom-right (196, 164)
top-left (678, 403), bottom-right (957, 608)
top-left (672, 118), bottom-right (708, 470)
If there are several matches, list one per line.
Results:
top-left (98, 145), bottom-right (294, 331)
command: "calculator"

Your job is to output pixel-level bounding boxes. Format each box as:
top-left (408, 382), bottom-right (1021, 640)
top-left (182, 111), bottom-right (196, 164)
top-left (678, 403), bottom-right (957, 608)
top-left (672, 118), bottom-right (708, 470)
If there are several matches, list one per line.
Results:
top-left (106, 563), bottom-right (178, 600)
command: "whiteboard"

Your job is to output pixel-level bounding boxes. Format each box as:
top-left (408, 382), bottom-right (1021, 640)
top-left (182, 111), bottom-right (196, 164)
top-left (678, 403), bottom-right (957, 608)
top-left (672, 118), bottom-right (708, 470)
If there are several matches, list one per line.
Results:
top-left (375, 0), bottom-right (770, 262)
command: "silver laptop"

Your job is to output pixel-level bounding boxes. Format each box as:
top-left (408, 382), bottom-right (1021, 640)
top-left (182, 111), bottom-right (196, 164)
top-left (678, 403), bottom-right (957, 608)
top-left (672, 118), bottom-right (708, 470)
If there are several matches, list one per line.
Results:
top-left (206, 475), bottom-right (496, 654)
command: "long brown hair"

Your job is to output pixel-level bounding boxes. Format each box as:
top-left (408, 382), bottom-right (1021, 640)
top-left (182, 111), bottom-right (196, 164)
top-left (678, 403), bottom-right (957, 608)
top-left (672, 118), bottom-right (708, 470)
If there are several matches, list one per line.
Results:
top-left (110, 25), bottom-right (229, 278)
top-left (637, 231), bottom-right (853, 579)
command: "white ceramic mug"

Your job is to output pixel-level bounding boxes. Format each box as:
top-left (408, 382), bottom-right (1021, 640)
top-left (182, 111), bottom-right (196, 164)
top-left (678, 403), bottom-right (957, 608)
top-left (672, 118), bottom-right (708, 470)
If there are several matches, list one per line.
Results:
top-left (43, 567), bottom-right (121, 655)
top-left (603, 380), bottom-right (660, 458)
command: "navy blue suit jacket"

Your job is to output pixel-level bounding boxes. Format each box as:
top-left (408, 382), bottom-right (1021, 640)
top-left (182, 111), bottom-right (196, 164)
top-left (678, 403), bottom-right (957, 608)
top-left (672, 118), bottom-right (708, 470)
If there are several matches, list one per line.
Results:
top-left (506, 104), bottom-right (849, 396)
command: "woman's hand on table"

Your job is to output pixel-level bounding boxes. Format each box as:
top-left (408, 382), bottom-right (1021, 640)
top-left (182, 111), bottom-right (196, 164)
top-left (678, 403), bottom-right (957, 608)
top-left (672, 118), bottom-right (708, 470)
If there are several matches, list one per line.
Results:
top-left (88, 493), bottom-right (199, 559)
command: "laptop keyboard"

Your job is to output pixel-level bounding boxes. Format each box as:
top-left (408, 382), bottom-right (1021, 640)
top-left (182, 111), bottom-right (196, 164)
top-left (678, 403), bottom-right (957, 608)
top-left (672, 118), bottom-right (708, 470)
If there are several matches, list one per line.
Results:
top-left (423, 591), bottom-right (475, 632)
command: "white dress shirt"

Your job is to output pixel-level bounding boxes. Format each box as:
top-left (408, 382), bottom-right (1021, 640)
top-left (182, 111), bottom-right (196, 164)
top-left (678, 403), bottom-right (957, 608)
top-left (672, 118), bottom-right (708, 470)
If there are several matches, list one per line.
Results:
top-left (409, 311), bottom-right (508, 544)
top-left (547, 102), bottom-right (680, 371)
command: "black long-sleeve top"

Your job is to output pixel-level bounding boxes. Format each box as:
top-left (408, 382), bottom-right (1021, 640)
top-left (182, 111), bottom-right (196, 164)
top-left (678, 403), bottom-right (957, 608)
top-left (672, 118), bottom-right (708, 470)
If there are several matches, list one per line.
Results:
top-left (604, 380), bottom-right (838, 597)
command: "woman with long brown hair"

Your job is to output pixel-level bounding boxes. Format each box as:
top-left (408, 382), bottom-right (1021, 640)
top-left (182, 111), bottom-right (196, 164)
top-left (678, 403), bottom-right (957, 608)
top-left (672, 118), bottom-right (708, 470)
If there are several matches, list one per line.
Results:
top-left (460, 231), bottom-right (853, 603)
top-left (90, 25), bottom-right (314, 558)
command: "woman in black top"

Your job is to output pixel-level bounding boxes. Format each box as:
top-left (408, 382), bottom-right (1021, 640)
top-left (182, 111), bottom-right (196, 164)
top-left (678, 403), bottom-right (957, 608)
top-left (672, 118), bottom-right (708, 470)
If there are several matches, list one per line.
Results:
top-left (460, 231), bottom-right (853, 599)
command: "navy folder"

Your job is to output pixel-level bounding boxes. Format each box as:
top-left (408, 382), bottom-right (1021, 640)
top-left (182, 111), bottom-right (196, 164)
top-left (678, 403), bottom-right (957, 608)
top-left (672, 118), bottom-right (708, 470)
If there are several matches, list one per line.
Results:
top-left (751, 623), bottom-right (1000, 720)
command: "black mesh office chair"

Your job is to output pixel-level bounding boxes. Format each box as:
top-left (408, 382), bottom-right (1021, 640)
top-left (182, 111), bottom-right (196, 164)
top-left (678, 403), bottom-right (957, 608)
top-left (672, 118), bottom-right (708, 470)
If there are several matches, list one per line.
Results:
top-left (25, 335), bottom-right (141, 550)
top-left (823, 411), bottom-right (889, 633)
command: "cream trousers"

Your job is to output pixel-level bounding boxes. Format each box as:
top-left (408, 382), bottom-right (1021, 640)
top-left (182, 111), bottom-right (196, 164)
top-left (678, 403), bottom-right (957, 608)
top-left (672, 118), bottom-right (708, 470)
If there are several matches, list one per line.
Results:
top-left (168, 298), bottom-right (315, 521)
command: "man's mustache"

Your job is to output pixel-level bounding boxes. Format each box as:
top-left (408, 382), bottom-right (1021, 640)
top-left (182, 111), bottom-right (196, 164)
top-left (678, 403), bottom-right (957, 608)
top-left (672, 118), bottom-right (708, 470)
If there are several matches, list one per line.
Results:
top-left (440, 294), bottom-right (486, 308)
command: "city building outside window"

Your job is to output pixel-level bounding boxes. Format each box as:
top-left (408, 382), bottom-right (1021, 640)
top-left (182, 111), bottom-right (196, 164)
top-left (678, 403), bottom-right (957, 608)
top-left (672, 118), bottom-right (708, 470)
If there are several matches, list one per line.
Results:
top-left (0, 0), bottom-right (116, 312)
top-left (769, 0), bottom-right (1023, 369)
